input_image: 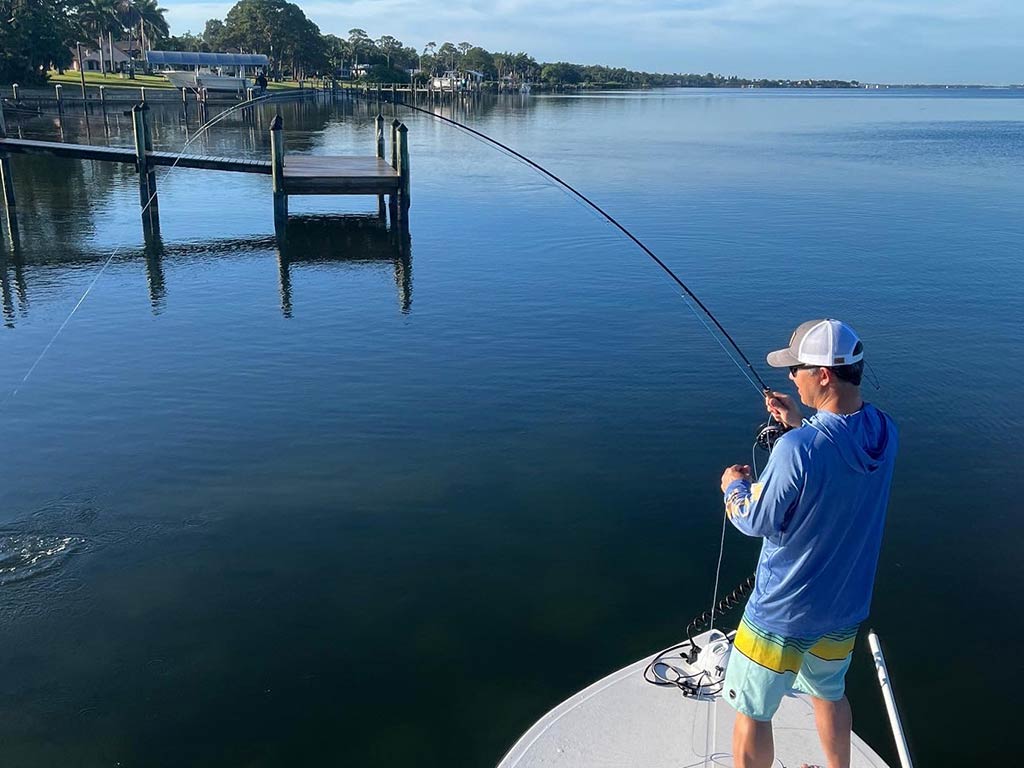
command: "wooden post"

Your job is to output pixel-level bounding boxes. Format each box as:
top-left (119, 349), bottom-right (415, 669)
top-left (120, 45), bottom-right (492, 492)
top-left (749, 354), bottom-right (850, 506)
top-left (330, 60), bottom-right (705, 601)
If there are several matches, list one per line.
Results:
top-left (270, 114), bottom-right (287, 225)
top-left (375, 113), bottom-right (386, 158)
top-left (130, 104), bottom-right (149, 209)
top-left (141, 104), bottom-right (157, 211)
top-left (77, 43), bottom-right (87, 101)
top-left (390, 119), bottom-right (400, 171)
top-left (397, 122), bottom-right (410, 214)
top-left (99, 85), bottom-right (106, 111)
top-left (55, 84), bottom-right (64, 113)
top-left (375, 113), bottom-right (386, 219)
top-left (0, 106), bottom-right (15, 210)
top-left (11, 84), bottom-right (19, 103)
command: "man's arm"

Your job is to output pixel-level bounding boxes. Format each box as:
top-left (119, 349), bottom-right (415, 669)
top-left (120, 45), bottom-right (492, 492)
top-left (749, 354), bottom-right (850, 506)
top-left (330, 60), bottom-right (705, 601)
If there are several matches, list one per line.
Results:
top-left (722, 435), bottom-right (804, 538)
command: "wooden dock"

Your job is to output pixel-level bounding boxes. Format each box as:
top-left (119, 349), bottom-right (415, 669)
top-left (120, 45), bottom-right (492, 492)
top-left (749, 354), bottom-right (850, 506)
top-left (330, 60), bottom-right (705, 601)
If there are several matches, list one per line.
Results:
top-left (0, 102), bottom-right (409, 239)
top-left (0, 137), bottom-right (271, 174)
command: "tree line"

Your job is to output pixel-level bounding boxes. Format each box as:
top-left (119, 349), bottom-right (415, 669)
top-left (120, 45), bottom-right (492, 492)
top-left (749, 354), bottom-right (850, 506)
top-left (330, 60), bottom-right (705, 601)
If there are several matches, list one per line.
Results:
top-left (1, 0), bottom-right (858, 88)
top-left (1, 0), bottom-right (168, 84)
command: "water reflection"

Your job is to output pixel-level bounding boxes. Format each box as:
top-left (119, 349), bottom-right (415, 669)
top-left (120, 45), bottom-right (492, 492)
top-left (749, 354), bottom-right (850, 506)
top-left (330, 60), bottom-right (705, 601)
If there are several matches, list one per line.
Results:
top-left (274, 214), bottom-right (412, 317)
top-left (0, 247), bottom-right (28, 328)
top-left (1, 212), bottom-right (412, 322)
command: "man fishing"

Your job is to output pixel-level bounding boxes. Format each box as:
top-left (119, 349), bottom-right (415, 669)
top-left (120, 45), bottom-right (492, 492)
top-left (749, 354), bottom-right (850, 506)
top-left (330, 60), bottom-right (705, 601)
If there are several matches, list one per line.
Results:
top-left (719, 319), bottom-right (898, 768)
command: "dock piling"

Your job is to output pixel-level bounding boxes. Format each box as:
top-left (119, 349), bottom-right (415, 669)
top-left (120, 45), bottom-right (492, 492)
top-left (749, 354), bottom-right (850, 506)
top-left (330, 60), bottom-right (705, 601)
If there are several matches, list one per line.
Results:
top-left (375, 113), bottom-right (386, 218)
top-left (0, 105), bottom-right (15, 210)
top-left (390, 119), bottom-right (399, 170)
top-left (397, 123), bottom-right (410, 214)
top-left (141, 104), bottom-right (158, 212)
top-left (0, 105), bottom-right (18, 244)
top-left (270, 115), bottom-right (287, 226)
top-left (130, 104), bottom-right (151, 209)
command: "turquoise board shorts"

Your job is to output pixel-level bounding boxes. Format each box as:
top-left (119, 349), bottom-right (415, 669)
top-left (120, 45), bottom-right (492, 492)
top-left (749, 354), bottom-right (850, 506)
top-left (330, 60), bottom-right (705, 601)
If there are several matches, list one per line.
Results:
top-left (723, 614), bottom-right (859, 722)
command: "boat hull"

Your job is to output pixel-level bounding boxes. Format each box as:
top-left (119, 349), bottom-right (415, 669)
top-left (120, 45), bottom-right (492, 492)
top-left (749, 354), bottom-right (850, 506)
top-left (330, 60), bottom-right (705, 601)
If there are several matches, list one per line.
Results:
top-left (497, 630), bottom-right (891, 768)
top-left (162, 71), bottom-right (249, 92)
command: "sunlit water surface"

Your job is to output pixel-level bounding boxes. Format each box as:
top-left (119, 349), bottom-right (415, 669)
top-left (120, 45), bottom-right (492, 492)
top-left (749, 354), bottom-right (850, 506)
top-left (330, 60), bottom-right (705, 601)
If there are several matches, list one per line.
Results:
top-left (0, 88), bottom-right (1021, 766)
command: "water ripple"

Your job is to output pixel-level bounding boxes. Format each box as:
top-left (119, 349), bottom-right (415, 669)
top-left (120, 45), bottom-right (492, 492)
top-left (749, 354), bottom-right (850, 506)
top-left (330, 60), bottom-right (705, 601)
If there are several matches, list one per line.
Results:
top-left (0, 532), bottom-right (84, 585)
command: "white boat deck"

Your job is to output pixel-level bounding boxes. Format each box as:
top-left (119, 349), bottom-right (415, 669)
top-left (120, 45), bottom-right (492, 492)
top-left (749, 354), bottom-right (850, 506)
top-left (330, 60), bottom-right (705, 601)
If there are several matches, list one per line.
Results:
top-left (498, 631), bottom-right (890, 768)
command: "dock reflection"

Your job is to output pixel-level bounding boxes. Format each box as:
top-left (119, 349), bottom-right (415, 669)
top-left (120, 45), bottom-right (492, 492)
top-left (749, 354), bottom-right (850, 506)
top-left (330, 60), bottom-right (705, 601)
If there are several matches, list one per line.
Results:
top-left (273, 214), bottom-right (412, 317)
top-left (0, 246), bottom-right (28, 329)
top-left (0, 214), bottom-right (412, 325)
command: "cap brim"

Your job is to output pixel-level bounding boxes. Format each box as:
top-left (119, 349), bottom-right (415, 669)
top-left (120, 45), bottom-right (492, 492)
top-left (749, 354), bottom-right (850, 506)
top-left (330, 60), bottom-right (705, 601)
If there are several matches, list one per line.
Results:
top-left (766, 348), bottom-right (801, 367)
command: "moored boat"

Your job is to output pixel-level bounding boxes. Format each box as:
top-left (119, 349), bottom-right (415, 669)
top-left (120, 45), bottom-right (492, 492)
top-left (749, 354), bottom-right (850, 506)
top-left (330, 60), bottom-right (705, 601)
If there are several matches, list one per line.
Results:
top-left (145, 50), bottom-right (269, 92)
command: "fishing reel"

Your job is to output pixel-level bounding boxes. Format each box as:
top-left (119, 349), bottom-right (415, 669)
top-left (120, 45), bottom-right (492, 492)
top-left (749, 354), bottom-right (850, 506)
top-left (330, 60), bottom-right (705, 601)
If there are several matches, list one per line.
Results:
top-left (755, 416), bottom-right (790, 454)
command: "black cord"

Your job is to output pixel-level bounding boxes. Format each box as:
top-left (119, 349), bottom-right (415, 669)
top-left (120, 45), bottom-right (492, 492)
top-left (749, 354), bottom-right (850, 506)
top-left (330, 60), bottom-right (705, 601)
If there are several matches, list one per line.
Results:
top-left (685, 574), bottom-right (755, 661)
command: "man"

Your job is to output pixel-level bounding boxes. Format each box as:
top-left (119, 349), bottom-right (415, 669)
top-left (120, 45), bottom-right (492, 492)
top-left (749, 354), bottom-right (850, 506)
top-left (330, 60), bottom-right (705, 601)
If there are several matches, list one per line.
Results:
top-left (719, 319), bottom-right (898, 768)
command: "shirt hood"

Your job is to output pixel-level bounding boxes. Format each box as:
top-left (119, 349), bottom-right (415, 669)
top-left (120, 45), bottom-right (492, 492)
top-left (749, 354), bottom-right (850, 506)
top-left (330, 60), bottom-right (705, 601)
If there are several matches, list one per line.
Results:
top-left (805, 403), bottom-right (898, 474)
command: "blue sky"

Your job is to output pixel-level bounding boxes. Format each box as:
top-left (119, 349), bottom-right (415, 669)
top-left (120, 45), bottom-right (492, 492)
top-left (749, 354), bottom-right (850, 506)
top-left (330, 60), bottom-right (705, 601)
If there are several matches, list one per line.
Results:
top-left (165, 1), bottom-right (1023, 84)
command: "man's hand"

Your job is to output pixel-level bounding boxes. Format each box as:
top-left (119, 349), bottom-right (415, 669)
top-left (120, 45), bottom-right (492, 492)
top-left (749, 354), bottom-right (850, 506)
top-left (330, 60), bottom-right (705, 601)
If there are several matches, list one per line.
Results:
top-left (721, 464), bottom-right (752, 493)
top-left (765, 391), bottom-right (803, 429)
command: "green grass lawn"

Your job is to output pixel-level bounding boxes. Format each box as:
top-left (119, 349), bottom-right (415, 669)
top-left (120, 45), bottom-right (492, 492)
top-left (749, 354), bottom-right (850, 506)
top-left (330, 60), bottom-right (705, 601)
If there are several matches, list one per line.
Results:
top-left (47, 70), bottom-right (176, 88)
top-left (45, 70), bottom-right (310, 90)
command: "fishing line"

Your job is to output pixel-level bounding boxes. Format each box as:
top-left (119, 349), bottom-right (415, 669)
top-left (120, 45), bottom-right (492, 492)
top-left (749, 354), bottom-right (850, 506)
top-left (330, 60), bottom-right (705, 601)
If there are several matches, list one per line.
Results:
top-left (1, 90), bottom-right (305, 407)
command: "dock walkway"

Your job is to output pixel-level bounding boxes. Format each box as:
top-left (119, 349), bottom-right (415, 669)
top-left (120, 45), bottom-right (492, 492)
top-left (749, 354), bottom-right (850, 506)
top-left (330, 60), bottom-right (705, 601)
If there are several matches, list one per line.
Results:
top-left (0, 102), bottom-right (410, 238)
top-left (0, 137), bottom-right (271, 174)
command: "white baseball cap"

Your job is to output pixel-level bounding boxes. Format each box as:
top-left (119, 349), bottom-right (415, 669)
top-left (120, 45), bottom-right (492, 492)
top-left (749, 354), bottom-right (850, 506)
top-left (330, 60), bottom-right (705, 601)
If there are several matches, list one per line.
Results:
top-left (766, 319), bottom-right (864, 368)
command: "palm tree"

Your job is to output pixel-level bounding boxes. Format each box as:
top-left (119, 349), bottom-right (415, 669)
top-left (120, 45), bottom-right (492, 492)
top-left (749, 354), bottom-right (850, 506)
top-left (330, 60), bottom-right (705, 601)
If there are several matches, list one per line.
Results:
top-left (76, 0), bottom-right (119, 74)
top-left (112, 0), bottom-right (141, 76)
top-left (134, 0), bottom-right (168, 56)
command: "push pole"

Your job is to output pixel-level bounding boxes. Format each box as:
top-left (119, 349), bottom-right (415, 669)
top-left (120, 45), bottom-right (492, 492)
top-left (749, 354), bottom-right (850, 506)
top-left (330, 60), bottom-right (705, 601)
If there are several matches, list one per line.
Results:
top-left (868, 631), bottom-right (914, 768)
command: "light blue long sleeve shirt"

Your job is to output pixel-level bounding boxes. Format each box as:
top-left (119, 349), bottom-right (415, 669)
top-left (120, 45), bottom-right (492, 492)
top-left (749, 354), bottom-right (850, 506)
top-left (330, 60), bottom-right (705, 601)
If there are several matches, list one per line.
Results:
top-left (724, 403), bottom-right (898, 637)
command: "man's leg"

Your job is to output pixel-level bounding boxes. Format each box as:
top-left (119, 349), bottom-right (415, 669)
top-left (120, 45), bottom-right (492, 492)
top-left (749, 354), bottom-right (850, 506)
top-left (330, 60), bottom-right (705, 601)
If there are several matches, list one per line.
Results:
top-left (732, 712), bottom-right (774, 768)
top-left (810, 695), bottom-right (852, 768)
top-left (725, 615), bottom-right (798, 767)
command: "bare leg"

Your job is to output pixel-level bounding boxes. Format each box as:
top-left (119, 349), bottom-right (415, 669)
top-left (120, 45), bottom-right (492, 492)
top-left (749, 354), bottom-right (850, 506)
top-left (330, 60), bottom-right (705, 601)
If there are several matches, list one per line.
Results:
top-left (733, 711), bottom-right (774, 768)
top-left (808, 695), bottom-right (852, 768)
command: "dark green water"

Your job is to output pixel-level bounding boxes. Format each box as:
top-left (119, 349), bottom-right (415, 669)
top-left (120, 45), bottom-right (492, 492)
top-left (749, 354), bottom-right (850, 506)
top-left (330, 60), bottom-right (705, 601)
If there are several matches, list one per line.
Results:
top-left (0, 89), bottom-right (1021, 766)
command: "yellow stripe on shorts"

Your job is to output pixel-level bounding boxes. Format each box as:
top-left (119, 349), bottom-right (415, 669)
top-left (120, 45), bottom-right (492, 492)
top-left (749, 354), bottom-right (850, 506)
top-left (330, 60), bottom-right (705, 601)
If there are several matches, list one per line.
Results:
top-left (808, 629), bottom-right (857, 661)
top-left (732, 617), bottom-right (805, 674)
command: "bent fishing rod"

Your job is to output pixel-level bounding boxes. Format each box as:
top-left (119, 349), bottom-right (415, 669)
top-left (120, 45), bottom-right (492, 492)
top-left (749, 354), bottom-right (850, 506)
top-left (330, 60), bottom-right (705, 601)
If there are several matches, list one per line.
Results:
top-left (375, 94), bottom-right (794, 665)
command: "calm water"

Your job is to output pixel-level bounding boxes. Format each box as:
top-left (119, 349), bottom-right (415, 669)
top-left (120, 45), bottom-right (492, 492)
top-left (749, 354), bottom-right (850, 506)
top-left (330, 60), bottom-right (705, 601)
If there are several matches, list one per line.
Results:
top-left (1, 89), bottom-right (1021, 766)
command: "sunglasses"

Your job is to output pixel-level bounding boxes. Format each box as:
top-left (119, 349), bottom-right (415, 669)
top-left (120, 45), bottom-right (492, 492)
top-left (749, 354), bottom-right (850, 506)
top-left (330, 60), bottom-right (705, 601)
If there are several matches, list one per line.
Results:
top-left (789, 364), bottom-right (819, 376)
